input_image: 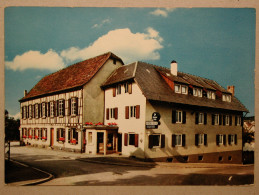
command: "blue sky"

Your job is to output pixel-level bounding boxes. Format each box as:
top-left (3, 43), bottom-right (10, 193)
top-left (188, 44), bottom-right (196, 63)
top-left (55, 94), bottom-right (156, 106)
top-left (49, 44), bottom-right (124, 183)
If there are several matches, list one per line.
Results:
top-left (5, 7), bottom-right (255, 118)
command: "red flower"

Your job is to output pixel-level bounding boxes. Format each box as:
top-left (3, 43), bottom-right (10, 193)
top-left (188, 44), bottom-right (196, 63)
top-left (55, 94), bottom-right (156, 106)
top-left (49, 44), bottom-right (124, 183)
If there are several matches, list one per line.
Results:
top-left (42, 136), bottom-right (47, 140)
top-left (28, 135), bottom-right (32, 139)
top-left (85, 122), bottom-right (93, 125)
top-left (59, 137), bottom-right (65, 141)
top-left (108, 122), bottom-right (117, 126)
top-left (95, 122), bottom-right (103, 126)
top-left (35, 136), bottom-right (39, 139)
top-left (70, 139), bottom-right (77, 144)
top-left (22, 135), bottom-right (27, 138)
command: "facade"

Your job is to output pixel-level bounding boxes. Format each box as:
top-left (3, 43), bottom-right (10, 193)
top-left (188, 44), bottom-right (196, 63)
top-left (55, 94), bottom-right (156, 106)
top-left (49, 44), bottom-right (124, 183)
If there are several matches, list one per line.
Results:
top-left (19, 52), bottom-right (248, 163)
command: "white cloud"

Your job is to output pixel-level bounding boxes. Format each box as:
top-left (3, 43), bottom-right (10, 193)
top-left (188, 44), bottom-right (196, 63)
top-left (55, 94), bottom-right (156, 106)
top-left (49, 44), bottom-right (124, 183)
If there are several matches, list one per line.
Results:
top-left (5, 49), bottom-right (65, 71)
top-left (92, 18), bottom-right (111, 28)
top-left (10, 112), bottom-right (20, 120)
top-left (61, 28), bottom-right (164, 63)
top-left (150, 8), bottom-right (176, 17)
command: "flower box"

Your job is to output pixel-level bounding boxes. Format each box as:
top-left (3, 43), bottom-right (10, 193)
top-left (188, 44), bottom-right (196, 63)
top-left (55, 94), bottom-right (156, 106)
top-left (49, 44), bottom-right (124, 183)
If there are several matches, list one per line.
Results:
top-left (85, 122), bottom-right (93, 126)
top-left (95, 122), bottom-right (104, 126)
top-left (59, 137), bottom-right (65, 142)
top-left (35, 136), bottom-right (39, 139)
top-left (108, 122), bottom-right (117, 126)
top-left (22, 135), bottom-right (27, 138)
top-left (28, 135), bottom-right (32, 139)
top-left (42, 136), bottom-right (47, 140)
top-left (70, 139), bottom-right (77, 144)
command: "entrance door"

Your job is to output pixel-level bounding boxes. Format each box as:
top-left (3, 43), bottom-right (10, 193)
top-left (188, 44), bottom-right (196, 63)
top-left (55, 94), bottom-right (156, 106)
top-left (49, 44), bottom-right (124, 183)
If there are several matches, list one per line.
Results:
top-left (118, 133), bottom-right (122, 152)
top-left (97, 132), bottom-right (104, 154)
top-left (50, 128), bottom-right (54, 146)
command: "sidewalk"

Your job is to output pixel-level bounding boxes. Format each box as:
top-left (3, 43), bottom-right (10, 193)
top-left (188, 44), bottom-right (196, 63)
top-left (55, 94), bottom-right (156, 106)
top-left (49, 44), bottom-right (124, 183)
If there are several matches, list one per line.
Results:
top-left (5, 159), bottom-right (53, 186)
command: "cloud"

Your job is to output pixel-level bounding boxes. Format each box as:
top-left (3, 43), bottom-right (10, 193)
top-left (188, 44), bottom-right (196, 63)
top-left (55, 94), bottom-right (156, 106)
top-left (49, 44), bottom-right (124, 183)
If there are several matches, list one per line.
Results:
top-left (150, 8), bottom-right (176, 17)
top-left (92, 18), bottom-right (111, 28)
top-left (61, 27), bottom-right (164, 63)
top-left (10, 112), bottom-right (20, 120)
top-left (5, 49), bottom-right (65, 71)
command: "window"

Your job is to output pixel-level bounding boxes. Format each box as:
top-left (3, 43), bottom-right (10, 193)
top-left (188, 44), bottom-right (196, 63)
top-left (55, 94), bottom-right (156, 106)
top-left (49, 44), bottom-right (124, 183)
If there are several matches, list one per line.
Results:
top-left (88, 132), bottom-right (92, 144)
top-left (213, 114), bottom-right (220, 125)
top-left (106, 108), bottom-right (118, 120)
top-left (57, 128), bottom-right (65, 142)
top-left (195, 134), bottom-right (207, 146)
top-left (29, 105), bottom-right (32, 118)
top-left (34, 128), bottom-right (39, 139)
top-left (224, 115), bottom-right (230, 125)
top-left (71, 97), bottom-right (78, 115)
top-left (22, 128), bottom-right (27, 138)
top-left (130, 106), bottom-right (136, 118)
top-left (181, 86), bottom-right (188, 94)
top-left (198, 113), bottom-right (203, 124)
top-left (42, 103), bottom-right (46, 118)
top-left (68, 128), bottom-right (78, 144)
top-left (228, 134), bottom-right (237, 145)
top-left (124, 83), bottom-right (129, 93)
top-left (236, 116), bottom-right (242, 126)
top-left (195, 112), bottom-right (207, 125)
top-left (35, 104), bottom-right (39, 118)
top-left (125, 105), bottom-right (140, 119)
top-left (148, 134), bottom-right (165, 149)
top-left (22, 106), bottom-right (27, 119)
top-left (117, 84), bottom-right (121, 95)
top-left (42, 128), bottom-right (47, 140)
top-left (207, 91), bottom-right (215, 100)
top-left (172, 110), bottom-right (186, 124)
top-left (193, 88), bottom-right (202, 97)
top-left (124, 133), bottom-right (139, 147)
top-left (50, 101), bottom-right (54, 117)
top-left (58, 100), bottom-right (65, 116)
top-left (172, 134), bottom-right (186, 147)
top-left (175, 84), bottom-right (181, 93)
top-left (216, 134), bottom-right (226, 146)
top-left (222, 94), bottom-right (231, 102)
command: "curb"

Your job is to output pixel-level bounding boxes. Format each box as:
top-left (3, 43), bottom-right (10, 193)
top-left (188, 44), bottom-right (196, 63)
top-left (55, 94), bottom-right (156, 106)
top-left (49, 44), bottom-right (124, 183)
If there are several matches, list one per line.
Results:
top-left (6, 159), bottom-right (54, 186)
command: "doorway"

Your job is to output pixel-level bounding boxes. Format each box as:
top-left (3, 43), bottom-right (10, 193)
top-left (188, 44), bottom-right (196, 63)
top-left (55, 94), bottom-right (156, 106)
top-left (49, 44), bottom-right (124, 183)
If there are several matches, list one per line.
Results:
top-left (118, 133), bottom-right (122, 152)
top-left (97, 132), bottom-right (104, 154)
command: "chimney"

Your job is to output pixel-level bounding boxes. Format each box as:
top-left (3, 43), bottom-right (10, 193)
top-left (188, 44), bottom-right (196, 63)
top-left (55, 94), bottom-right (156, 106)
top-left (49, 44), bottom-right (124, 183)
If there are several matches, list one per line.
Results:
top-left (24, 90), bottom-right (27, 97)
top-left (171, 60), bottom-right (178, 76)
top-left (227, 86), bottom-right (235, 96)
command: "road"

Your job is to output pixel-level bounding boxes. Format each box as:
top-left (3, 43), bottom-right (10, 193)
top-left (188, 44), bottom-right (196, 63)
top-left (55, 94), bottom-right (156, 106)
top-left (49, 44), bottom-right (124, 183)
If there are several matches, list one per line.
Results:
top-left (8, 146), bottom-right (254, 185)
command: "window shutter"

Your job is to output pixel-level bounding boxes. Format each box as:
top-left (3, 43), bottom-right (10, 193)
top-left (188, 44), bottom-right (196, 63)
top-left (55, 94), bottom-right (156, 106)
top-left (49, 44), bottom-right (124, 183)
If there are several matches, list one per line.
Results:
top-left (57, 130), bottom-right (59, 141)
top-left (68, 129), bottom-right (71, 142)
top-left (53, 101), bottom-right (57, 117)
top-left (204, 113), bottom-right (207, 125)
top-left (136, 105), bottom-right (140, 119)
top-left (115, 107), bottom-right (118, 120)
top-left (216, 135), bottom-right (219, 146)
top-left (235, 116), bottom-right (237, 126)
top-left (148, 135), bottom-right (153, 149)
top-left (228, 135), bottom-right (231, 145)
top-left (219, 114), bottom-right (222, 125)
top-left (172, 134), bottom-right (176, 147)
top-left (40, 103), bottom-right (43, 118)
top-left (229, 115), bottom-right (232, 126)
top-left (195, 134), bottom-right (198, 146)
top-left (182, 111), bottom-right (186, 124)
top-left (27, 106), bottom-right (29, 118)
top-left (106, 108), bottom-right (109, 120)
top-left (68, 99), bottom-right (71, 116)
top-left (204, 134), bottom-right (207, 146)
top-left (113, 87), bottom-right (116, 97)
top-left (195, 113), bottom-right (198, 124)
top-left (75, 97), bottom-right (79, 115)
top-left (172, 110), bottom-right (176, 123)
top-left (124, 133), bottom-right (128, 146)
top-left (38, 104), bottom-right (41, 118)
top-left (223, 134), bottom-right (226, 145)
top-left (128, 83), bottom-right (132, 94)
top-left (75, 131), bottom-right (78, 140)
top-left (125, 106), bottom-right (129, 119)
top-left (235, 134), bottom-right (237, 145)
top-left (212, 114), bottom-right (215, 125)
top-left (62, 100), bottom-right (65, 116)
top-left (223, 115), bottom-right (226, 126)
top-left (47, 102), bottom-right (50, 117)
top-left (44, 103), bottom-right (47, 117)
top-left (134, 134), bottom-right (138, 147)
top-left (161, 134), bottom-right (165, 148)
top-left (182, 134), bottom-right (186, 146)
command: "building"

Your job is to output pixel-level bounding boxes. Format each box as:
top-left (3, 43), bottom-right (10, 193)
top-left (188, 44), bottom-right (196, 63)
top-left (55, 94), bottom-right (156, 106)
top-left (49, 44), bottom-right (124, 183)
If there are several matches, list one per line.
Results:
top-left (19, 52), bottom-right (248, 163)
top-left (19, 52), bottom-right (124, 153)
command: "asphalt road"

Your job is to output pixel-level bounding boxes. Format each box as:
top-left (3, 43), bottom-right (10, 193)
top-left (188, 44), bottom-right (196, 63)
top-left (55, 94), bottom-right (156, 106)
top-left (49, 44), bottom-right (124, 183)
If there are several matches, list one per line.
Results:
top-left (8, 146), bottom-right (254, 186)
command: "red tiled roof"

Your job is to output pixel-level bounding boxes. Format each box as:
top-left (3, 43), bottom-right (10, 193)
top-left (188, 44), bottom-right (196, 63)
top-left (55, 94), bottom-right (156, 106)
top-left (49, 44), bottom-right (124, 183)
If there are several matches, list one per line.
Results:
top-left (20, 52), bottom-right (123, 101)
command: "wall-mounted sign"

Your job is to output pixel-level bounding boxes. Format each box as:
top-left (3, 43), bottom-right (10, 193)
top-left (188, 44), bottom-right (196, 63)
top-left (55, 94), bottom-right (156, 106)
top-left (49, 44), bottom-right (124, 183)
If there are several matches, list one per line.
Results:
top-left (146, 121), bottom-right (159, 129)
top-left (152, 112), bottom-right (161, 121)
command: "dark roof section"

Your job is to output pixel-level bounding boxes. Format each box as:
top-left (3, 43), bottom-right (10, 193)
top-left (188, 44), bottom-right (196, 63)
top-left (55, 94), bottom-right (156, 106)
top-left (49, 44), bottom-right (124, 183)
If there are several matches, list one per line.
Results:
top-left (102, 61), bottom-right (248, 112)
top-left (20, 52), bottom-right (124, 102)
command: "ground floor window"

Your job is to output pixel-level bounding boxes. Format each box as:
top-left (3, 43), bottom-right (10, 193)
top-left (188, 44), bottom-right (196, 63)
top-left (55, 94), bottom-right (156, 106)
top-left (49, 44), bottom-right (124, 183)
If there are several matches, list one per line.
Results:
top-left (124, 133), bottom-right (138, 147)
top-left (42, 128), bottom-right (47, 140)
top-left (68, 128), bottom-right (78, 144)
top-left (148, 134), bottom-right (165, 149)
top-left (57, 128), bottom-right (65, 142)
top-left (22, 128), bottom-right (27, 138)
top-left (28, 128), bottom-right (32, 139)
top-left (172, 134), bottom-right (186, 147)
top-left (88, 132), bottom-right (93, 144)
top-left (34, 128), bottom-right (39, 139)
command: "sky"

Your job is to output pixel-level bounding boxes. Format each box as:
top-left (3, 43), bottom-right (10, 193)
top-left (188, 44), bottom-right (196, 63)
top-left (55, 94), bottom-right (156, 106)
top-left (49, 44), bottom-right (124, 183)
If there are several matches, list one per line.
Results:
top-left (4, 7), bottom-right (255, 119)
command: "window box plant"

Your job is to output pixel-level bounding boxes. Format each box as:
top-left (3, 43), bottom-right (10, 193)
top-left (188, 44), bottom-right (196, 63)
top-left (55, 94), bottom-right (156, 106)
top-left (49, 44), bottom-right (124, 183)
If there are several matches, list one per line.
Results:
top-left (70, 139), bottom-right (77, 145)
top-left (35, 135), bottom-right (39, 140)
top-left (108, 122), bottom-right (117, 126)
top-left (85, 122), bottom-right (93, 126)
top-left (42, 136), bottom-right (47, 140)
top-left (22, 135), bottom-right (27, 138)
top-left (28, 135), bottom-right (32, 139)
top-left (59, 137), bottom-right (65, 142)
top-left (95, 122), bottom-right (104, 126)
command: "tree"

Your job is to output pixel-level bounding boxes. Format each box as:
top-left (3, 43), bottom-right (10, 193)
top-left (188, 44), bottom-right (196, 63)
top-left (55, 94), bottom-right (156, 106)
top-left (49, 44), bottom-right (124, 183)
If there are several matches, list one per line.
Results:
top-left (5, 110), bottom-right (20, 141)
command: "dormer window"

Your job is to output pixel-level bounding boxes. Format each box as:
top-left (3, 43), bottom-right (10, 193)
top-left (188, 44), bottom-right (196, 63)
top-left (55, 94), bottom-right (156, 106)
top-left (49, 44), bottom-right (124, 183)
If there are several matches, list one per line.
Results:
top-left (222, 94), bottom-right (231, 102)
top-left (207, 91), bottom-right (215, 100)
top-left (193, 88), bottom-right (202, 97)
top-left (181, 86), bottom-right (188, 94)
top-left (174, 84), bottom-right (188, 95)
top-left (175, 84), bottom-right (181, 93)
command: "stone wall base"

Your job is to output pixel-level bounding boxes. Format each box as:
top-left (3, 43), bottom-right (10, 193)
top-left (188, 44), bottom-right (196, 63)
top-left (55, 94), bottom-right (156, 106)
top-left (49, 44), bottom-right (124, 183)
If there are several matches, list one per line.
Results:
top-left (145, 150), bottom-right (243, 164)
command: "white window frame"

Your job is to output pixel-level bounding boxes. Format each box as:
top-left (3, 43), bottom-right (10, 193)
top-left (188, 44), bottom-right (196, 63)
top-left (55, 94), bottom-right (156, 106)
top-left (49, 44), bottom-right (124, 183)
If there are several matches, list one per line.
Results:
top-left (197, 88), bottom-right (202, 97)
top-left (218, 134), bottom-right (224, 145)
top-left (42, 103), bottom-right (46, 118)
top-left (175, 84), bottom-right (181, 93)
top-left (223, 94), bottom-right (231, 102)
top-left (198, 113), bottom-right (204, 124)
top-left (29, 105), bottom-right (32, 118)
top-left (57, 128), bottom-right (65, 140)
top-left (130, 106), bottom-right (136, 118)
top-left (237, 116), bottom-right (241, 126)
top-left (23, 106), bottom-right (27, 119)
top-left (58, 100), bottom-right (64, 116)
top-left (50, 101), bottom-right (54, 117)
top-left (229, 134), bottom-right (235, 145)
top-left (225, 115), bottom-right (230, 125)
top-left (71, 98), bottom-right (77, 116)
top-left (176, 110), bottom-right (182, 123)
top-left (152, 134), bottom-right (161, 148)
top-left (181, 85), bottom-right (188, 95)
top-left (207, 91), bottom-right (216, 100)
top-left (175, 134), bottom-right (182, 146)
top-left (198, 134), bottom-right (204, 145)
top-left (124, 83), bottom-right (129, 93)
top-left (214, 114), bottom-right (219, 125)
top-left (35, 104), bottom-right (39, 118)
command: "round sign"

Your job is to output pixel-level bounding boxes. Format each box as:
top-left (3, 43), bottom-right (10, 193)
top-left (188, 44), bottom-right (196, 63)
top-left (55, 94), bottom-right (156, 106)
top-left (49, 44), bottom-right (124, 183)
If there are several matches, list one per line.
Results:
top-left (152, 112), bottom-right (161, 121)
